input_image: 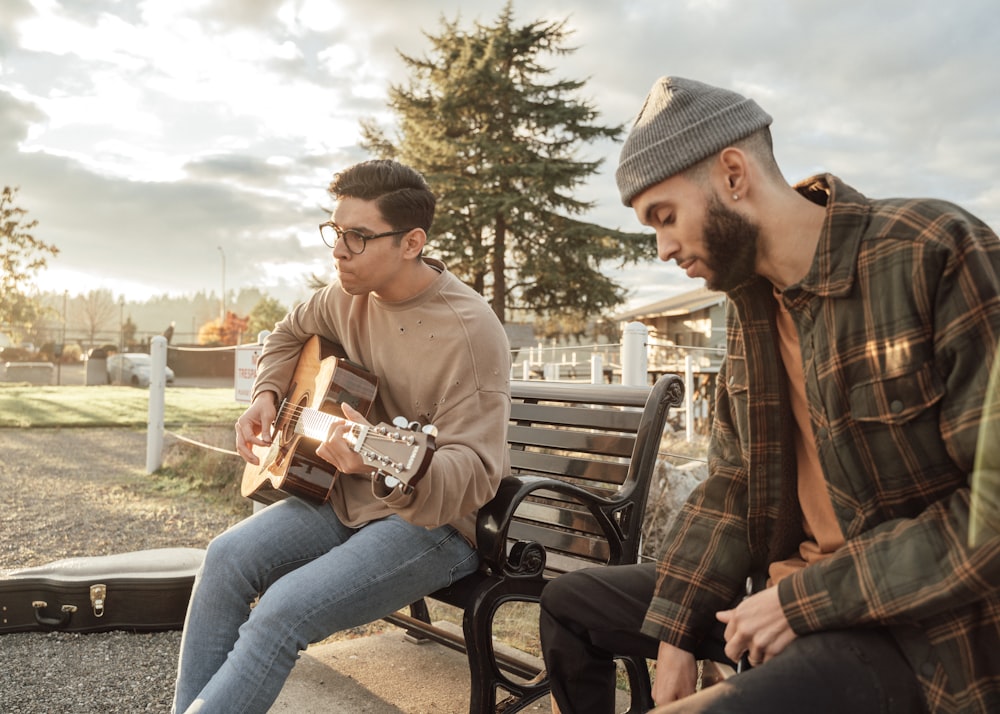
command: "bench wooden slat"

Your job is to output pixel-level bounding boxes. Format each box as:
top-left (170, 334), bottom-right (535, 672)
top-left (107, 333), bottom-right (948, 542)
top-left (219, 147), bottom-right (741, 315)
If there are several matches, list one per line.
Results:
top-left (506, 423), bottom-right (636, 459)
top-left (508, 520), bottom-right (611, 563)
top-left (509, 451), bottom-right (629, 485)
top-left (507, 500), bottom-right (604, 537)
top-left (509, 402), bottom-right (644, 431)
top-left (507, 380), bottom-right (654, 408)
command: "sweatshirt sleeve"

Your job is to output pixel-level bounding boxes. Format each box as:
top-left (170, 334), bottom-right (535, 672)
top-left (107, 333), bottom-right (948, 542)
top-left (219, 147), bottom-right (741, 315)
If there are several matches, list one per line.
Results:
top-left (251, 286), bottom-right (342, 403)
top-left (373, 384), bottom-right (510, 530)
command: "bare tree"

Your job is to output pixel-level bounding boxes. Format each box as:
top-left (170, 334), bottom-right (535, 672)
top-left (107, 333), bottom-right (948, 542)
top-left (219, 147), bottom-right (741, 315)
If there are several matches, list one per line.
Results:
top-left (72, 289), bottom-right (119, 349)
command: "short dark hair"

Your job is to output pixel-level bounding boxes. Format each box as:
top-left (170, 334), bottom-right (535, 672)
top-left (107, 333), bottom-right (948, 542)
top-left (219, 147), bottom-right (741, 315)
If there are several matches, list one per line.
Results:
top-left (683, 127), bottom-right (783, 184)
top-left (328, 159), bottom-right (436, 233)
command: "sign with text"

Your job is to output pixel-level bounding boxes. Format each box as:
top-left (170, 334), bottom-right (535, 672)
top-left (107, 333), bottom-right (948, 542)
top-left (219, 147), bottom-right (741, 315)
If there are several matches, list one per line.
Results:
top-left (234, 344), bottom-right (263, 404)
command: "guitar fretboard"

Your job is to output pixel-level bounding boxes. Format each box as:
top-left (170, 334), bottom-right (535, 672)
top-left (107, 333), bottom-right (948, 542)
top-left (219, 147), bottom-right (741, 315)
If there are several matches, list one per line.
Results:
top-left (294, 408), bottom-right (337, 441)
top-left (289, 407), bottom-right (364, 447)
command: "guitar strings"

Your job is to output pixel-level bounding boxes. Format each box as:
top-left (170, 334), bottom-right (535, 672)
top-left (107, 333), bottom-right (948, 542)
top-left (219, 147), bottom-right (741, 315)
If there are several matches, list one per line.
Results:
top-left (275, 403), bottom-right (414, 444)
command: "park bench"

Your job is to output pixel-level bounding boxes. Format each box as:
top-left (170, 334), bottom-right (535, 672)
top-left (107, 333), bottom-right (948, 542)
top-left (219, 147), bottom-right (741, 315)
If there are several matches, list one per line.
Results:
top-left (383, 374), bottom-right (685, 713)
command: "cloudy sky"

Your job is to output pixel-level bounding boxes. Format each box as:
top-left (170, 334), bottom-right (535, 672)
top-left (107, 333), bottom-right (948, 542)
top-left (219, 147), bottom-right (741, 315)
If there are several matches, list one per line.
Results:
top-left (2, 0), bottom-right (998, 313)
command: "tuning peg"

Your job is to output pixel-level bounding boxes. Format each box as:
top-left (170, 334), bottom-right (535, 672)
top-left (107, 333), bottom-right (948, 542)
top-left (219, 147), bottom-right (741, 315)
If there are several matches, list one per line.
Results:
top-left (422, 424), bottom-right (438, 438)
top-left (391, 416), bottom-right (425, 432)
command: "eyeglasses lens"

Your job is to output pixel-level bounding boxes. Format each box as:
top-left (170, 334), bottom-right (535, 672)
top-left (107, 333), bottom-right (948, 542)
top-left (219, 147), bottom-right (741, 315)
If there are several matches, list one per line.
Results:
top-left (320, 224), bottom-right (365, 253)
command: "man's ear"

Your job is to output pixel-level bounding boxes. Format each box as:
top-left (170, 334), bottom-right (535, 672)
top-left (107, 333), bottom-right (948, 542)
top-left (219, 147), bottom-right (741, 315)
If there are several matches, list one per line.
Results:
top-left (718, 147), bottom-right (749, 200)
top-left (401, 228), bottom-right (427, 259)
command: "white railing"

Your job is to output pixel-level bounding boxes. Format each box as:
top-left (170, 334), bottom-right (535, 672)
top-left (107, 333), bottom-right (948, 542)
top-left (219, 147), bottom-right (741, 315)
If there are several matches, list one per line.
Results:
top-left (512, 321), bottom-right (651, 386)
top-left (511, 323), bottom-right (724, 441)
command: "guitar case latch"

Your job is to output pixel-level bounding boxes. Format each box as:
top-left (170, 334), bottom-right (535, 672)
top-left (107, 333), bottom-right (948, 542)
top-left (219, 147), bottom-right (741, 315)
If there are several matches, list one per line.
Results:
top-left (90, 583), bottom-right (107, 617)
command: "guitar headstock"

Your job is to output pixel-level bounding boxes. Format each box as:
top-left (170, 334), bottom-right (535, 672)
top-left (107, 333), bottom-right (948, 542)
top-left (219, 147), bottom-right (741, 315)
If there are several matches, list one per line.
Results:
top-left (350, 420), bottom-right (437, 493)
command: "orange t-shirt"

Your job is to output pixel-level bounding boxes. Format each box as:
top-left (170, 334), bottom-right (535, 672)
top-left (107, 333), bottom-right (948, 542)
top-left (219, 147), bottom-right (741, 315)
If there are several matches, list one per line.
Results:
top-left (768, 288), bottom-right (845, 584)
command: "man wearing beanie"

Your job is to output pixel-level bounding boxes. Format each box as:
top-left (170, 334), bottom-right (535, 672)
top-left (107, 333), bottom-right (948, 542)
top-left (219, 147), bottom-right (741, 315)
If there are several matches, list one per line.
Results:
top-left (539, 76), bottom-right (1000, 713)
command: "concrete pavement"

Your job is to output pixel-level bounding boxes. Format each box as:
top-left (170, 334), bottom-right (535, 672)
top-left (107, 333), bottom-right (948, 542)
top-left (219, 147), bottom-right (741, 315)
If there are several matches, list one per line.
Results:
top-left (270, 621), bottom-right (559, 714)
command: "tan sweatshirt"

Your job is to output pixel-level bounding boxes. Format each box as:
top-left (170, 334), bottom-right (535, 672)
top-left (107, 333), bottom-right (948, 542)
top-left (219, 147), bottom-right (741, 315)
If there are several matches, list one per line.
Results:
top-left (252, 258), bottom-right (512, 546)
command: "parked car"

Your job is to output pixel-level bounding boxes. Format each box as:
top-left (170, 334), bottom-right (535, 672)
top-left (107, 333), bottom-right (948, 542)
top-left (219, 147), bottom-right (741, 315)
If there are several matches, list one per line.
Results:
top-left (106, 353), bottom-right (175, 387)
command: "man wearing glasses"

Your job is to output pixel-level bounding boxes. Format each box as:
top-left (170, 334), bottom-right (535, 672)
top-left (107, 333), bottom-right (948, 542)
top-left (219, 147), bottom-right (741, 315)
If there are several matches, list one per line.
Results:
top-left (173, 159), bottom-right (512, 714)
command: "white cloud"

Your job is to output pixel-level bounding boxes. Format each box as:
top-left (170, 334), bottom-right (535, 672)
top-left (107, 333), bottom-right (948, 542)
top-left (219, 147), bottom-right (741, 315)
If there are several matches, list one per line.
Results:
top-left (2, 0), bottom-right (998, 315)
top-left (291, 0), bottom-right (348, 33)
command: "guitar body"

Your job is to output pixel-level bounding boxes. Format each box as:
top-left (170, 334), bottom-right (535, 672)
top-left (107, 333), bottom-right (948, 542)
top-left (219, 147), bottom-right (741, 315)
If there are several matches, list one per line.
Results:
top-left (241, 336), bottom-right (379, 505)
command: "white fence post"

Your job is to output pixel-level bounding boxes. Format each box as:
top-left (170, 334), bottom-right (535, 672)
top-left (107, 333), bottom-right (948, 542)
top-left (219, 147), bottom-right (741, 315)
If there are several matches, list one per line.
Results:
top-left (621, 321), bottom-right (648, 386)
top-left (250, 331), bottom-right (271, 514)
top-left (146, 335), bottom-right (167, 474)
top-left (591, 353), bottom-right (603, 384)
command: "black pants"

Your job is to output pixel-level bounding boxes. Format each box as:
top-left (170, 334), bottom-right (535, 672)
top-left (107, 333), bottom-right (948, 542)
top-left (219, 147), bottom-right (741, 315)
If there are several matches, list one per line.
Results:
top-left (538, 562), bottom-right (928, 714)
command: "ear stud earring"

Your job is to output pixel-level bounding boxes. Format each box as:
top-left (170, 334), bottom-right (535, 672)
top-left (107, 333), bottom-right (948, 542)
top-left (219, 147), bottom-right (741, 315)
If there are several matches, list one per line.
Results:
top-left (732, 194), bottom-right (739, 201)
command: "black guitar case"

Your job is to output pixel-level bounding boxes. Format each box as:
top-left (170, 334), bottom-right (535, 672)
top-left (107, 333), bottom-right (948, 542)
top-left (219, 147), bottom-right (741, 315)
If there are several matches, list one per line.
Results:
top-left (0, 548), bottom-right (204, 634)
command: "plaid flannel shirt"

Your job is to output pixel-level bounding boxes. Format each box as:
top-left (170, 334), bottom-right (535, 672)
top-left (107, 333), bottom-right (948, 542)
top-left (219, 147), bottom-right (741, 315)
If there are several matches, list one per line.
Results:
top-left (643, 175), bottom-right (1000, 712)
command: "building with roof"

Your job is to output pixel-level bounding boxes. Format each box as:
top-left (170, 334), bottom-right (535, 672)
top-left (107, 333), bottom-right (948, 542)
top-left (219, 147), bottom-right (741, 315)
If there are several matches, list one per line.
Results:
top-left (615, 285), bottom-right (726, 371)
top-left (614, 286), bottom-right (728, 433)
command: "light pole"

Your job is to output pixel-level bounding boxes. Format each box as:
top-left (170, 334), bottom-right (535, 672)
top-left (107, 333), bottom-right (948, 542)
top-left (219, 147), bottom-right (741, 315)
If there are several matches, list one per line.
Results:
top-left (57, 289), bottom-right (67, 386)
top-left (217, 246), bottom-right (226, 321)
top-left (118, 295), bottom-right (125, 384)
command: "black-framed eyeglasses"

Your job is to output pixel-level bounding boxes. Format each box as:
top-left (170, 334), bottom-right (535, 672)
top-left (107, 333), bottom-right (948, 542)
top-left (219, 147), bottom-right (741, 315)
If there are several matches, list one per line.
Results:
top-left (319, 222), bottom-right (415, 255)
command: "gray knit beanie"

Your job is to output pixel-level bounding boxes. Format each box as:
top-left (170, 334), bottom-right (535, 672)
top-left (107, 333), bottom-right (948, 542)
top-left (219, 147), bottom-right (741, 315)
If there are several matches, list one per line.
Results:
top-left (616, 76), bottom-right (772, 206)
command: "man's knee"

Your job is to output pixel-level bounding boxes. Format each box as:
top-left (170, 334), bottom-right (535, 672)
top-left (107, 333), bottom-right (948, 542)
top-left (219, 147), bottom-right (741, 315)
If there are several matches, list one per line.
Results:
top-left (204, 528), bottom-right (244, 566)
top-left (541, 568), bottom-right (598, 620)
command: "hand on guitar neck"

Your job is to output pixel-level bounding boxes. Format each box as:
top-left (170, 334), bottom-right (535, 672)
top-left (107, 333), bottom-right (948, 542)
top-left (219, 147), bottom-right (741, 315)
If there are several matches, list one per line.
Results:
top-left (241, 395), bottom-right (437, 503)
top-left (314, 402), bottom-right (372, 476)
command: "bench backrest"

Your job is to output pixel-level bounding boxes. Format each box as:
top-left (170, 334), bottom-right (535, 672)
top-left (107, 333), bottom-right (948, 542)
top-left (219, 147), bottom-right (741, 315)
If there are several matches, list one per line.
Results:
top-left (505, 376), bottom-right (683, 577)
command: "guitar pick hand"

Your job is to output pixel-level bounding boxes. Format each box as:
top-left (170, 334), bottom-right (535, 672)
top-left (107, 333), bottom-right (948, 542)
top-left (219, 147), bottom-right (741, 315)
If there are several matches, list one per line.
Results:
top-left (235, 391), bottom-right (279, 465)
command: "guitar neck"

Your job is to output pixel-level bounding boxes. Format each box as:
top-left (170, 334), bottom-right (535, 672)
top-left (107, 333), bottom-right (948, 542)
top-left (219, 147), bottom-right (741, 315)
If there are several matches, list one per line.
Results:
top-left (291, 406), bottom-right (353, 442)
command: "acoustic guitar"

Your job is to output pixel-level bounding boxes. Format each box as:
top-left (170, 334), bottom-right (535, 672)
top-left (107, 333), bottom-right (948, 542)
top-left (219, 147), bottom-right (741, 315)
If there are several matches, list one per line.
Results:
top-left (240, 335), bottom-right (436, 505)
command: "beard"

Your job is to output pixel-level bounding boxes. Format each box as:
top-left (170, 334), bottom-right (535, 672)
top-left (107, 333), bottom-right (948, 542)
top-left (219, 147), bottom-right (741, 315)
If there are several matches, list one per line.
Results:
top-left (702, 194), bottom-right (760, 293)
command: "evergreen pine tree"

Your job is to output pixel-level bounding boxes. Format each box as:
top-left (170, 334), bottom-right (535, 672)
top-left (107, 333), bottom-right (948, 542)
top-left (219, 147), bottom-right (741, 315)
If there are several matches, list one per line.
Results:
top-left (361, 2), bottom-right (655, 324)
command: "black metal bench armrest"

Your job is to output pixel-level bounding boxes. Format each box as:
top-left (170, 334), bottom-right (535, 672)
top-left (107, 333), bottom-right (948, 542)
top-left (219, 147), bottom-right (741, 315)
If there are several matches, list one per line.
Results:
top-left (476, 473), bottom-right (629, 577)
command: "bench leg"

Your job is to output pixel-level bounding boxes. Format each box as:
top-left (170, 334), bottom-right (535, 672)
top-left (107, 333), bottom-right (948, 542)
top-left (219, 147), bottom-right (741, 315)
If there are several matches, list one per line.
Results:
top-left (464, 580), bottom-right (550, 714)
top-left (620, 654), bottom-right (654, 714)
top-left (402, 598), bottom-right (433, 643)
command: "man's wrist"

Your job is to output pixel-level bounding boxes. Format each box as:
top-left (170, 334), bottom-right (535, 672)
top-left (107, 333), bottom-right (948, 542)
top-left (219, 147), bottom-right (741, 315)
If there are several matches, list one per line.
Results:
top-left (253, 389), bottom-right (280, 409)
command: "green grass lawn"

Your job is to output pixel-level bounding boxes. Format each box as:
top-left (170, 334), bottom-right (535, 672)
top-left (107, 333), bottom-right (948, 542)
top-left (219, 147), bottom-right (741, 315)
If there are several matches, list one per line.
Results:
top-left (0, 382), bottom-right (251, 512)
top-left (0, 383), bottom-right (246, 428)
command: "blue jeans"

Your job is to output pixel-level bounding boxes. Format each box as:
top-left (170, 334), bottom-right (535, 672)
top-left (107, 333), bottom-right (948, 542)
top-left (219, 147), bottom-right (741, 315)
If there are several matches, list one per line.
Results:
top-left (172, 496), bottom-right (478, 713)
